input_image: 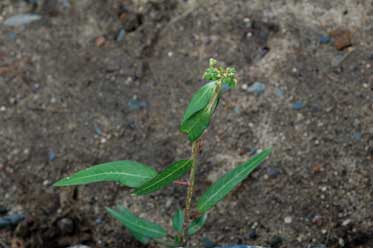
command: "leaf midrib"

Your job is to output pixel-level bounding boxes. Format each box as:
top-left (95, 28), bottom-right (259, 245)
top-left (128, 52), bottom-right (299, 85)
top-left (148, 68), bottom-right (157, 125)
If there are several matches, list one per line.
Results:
top-left (198, 156), bottom-right (263, 211)
top-left (110, 209), bottom-right (165, 236)
top-left (61, 171), bottom-right (153, 182)
top-left (183, 83), bottom-right (215, 121)
top-left (136, 160), bottom-right (190, 193)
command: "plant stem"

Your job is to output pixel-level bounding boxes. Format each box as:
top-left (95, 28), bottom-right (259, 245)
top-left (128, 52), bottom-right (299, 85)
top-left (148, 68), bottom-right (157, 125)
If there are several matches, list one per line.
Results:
top-left (182, 139), bottom-right (200, 246)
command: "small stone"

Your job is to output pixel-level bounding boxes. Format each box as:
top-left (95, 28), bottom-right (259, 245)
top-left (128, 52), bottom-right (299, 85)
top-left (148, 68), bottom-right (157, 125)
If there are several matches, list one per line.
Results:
top-left (319, 35), bottom-right (331, 44)
top-left (95, 217), bottom-right (103, 225)
top-left (202, 237), bottom-right (217, 248)
top-left (95, 126), bottom-right (102, 136)
top-left (165, 198), bottom-right (173, 208)
top-left (168, 51), bottom-right (173, 57)
top-left (0, 106), bottom-right (6, 112)
top-left (338, 238), bottom-right (345, 246)
top-left (352, 132), bottom-right (362, 141)
top-left (292, 100), bottom-right (304, 110)
top-left (95, 36), bottom-right (106, 47)
top-left (249, 147), bottom-right (257, 156)
top-left (247, 229), bottom-right (257, 240)
top-left (48, 149), bottom-right (56, 161)
top-left (312, 164), bottom-right (321, 174)
top-left (246, 82), bottom-right (266, 94)
top-left (312, 214), bottom-right (322, 225)
top-left (284, 216), bottom-right (292, 224)
top-left (57, 217), bottom-right (74, 234)
top-left (266, 167), bottom-right (280, 178)
top-left (0, 213), bottom-right (25, 228)
top-left (233, 106), bottom-right (241, 113)
top-left (330, 29), bottom-right (352, 50)
top-left (31, 83), bottom-right (40, 92)
top-left (259, 46), bottom-right (270, 58)
top-left (342, 219), bottom-right (351, 226)
top-left (275, 88), bottom-right (284, 97)
top-left (128, 99), bottom-right (147, 110)
top-left (4, 14), bottom-right (41, 26)
top-left (116, 28), bottom-right (126, 42)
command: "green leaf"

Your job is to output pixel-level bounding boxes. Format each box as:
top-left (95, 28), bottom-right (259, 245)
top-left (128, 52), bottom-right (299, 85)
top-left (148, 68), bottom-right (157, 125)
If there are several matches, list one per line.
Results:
top-left (180, 107), bottom-right (212, 142)
top-left (134, 160), bottom-right (192, 195)
top-left (53, 160), bottom-right (157, 188)
top-left (129, 230), bottom-right (150, 244)
top-left (188, 213), bottom-right (208, 235)
top-left (181, 81), bottom-right (217, 123)
top-left (172, 209), bottom-right (184, 233)
top-left (106, 207), bottom-right (167, 239)
top-left (196, 148), bottom-right (272, 213)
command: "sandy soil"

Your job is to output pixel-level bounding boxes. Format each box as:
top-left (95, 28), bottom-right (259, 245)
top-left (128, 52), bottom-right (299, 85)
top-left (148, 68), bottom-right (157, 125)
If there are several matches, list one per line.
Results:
top-left (0, 0), bottom-right (372, 247)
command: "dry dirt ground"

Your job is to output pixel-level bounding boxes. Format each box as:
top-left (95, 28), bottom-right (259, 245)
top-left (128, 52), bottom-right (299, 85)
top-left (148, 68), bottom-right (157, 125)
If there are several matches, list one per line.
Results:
top-left (0, 0), bottom-right (373, 247)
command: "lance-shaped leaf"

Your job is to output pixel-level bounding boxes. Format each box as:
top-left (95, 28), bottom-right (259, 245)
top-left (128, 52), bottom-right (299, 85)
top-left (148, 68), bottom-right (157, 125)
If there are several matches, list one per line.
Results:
top-left (181, 81), bottom-right (217, 123)
top-left (134, 160), bottom-right (192, 195)
top-left (196, 148), bottom-right (272, 213)
top-left (172, 209), bottom-right (184, 233)
top-left (106, 207), bottom-right (167, 239)
top-left (180, 94), bottom-right (220, 142)
top-left (129, 230), bottom-right (150, 244)
top-left (53, 160), bottom-right (157, 188)
top-left (180, 107), bottom-right (212, 142)
top-left (188, 213), bottom-right (208, 235)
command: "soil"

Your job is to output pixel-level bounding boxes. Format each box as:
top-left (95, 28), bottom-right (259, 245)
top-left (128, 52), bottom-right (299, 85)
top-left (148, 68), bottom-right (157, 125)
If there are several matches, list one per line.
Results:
top-left (0, 0), bottom-right (373, 248)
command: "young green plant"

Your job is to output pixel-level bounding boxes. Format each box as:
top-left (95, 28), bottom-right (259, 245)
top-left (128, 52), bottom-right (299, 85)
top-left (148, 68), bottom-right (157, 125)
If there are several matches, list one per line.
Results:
top-left (53, 59), bottom-right (272, 247)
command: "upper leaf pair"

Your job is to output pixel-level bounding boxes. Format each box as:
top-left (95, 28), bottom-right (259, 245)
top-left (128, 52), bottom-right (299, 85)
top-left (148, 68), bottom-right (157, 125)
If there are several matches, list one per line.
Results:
top-left (180, 81), bottom-right (219, 142)
top-left (180, 59), bottom-right (238, 142)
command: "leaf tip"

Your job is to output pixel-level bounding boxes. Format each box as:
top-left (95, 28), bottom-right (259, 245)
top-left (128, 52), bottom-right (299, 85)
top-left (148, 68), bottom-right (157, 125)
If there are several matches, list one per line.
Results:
top-left (53, 179), bottom-right (66, 187)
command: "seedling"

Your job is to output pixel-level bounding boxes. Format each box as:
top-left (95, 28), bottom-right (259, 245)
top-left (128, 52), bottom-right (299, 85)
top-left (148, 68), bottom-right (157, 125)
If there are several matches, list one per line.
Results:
top-left (53, 59), bottom-right (271, 247)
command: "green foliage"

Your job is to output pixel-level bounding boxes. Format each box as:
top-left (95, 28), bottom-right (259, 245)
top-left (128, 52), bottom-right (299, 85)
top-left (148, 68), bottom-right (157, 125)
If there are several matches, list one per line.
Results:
top-left (188, 213), bottom-right (208, 235)
top-left (53, 160), bottom-right (157, 188)
top-left (134, 160), bottom-right (192, 195)
top-left (129, 230), bottom-right (151, 245)
top-left (196, 148), bottom-right (272, 213)
top-left (181, 81), bottom-right (217, 123)
top-left (53, 59), bottom-right (272, 247)
top-left (180, 102), bottom-right (216, 142)
top-left (172, 209), bottom-right (184, 233)
top-left (107, 207), bottom-right (167, 239)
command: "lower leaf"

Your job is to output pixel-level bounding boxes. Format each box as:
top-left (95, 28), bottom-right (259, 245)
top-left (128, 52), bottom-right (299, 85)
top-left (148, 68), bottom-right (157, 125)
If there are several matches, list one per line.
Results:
top-left (106, 206), bottom-right (167, 239)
